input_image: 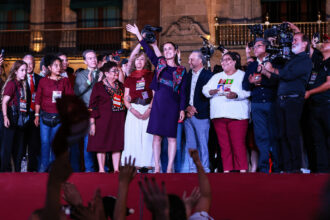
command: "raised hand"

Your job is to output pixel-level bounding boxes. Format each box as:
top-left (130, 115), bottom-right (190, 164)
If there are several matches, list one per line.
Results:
top-left (119, 156), bottom-right (137, 184)
top-left (63, 182), bottom-right (83, 206)
top-left (182, 187), bottom-right (201, 217)
top-left (126, 24), bottom-right (143, 41)
top-left (139, 177), bottom-right (169, 219)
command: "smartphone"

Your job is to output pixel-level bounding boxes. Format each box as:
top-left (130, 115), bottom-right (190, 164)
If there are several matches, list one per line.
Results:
top-left (0, 49), bottom-right (4, 57)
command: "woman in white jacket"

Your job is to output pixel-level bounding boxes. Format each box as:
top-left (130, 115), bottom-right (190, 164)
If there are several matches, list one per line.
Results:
top-left (203, 52), bottom-right (250, 173)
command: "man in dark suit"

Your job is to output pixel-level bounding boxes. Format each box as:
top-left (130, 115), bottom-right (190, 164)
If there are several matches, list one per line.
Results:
top-left (184, 50), bottom-right (213, 172)
top-left (23, 54), bottom-right (42, 172)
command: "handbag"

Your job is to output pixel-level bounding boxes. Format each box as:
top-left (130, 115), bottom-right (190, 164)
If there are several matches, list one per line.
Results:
top-left (7, 85), bottom-right (29, 129)
top-left (41, 111), bottom-right (61, 127)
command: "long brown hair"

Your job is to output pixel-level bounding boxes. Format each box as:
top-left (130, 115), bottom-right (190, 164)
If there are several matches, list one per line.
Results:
top-left (1, 60), bottom-right (27, 100)
top-left (131, 51), bottom-right (151, 72)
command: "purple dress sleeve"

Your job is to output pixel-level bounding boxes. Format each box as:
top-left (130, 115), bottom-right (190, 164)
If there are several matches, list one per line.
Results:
top-left (179, 68), bottom-right (187, 111)
top-left (140, 39), bottom-right (159, 67)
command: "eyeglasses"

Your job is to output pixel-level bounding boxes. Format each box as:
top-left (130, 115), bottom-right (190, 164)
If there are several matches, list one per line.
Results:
top-left (110, 70), bottom-right (120, 73)
top-left (221, 58), bottom-right (232, 63)
top-left (253, 44), bottom-right (264, 49)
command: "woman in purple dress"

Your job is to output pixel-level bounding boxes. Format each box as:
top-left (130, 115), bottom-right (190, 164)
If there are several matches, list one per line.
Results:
top-left (127, 24), bottom-right (187, 173)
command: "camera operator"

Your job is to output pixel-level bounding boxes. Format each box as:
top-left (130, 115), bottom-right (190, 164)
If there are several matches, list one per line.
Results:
top-left (304, 36), bottom-right (330, 173)
top-left (242, 38), bottom-right (280, 173)
top-left (260, 33), bottom-right (313, 173)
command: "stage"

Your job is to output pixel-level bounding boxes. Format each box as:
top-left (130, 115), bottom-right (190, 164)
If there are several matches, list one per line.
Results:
top-left (0, 173), bottom-right (329, 220)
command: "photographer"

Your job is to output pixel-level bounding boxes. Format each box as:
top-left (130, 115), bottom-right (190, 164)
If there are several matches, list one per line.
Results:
top-left (242, 38), bottom-right (280, 173)
top-left (304, 36), bottom-right (330, 173)
top-left (260, 33), bottom-right (313, 173)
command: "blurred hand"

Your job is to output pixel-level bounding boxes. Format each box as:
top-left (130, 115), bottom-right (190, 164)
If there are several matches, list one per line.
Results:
top-left (126, 24), bottom-right (140, 37)
top-left (63, 182), bottom-right (83, 206)
top-left (139, 177), bottom-right (169, 217)
top-left (4, 116), bottom-right (10, 128)
top-left (141, 108), bottom-right (151, 120)
top-left (305, 90), bottom-right (311, 99)
top-left (34, 116), bottom-right (39, 127)
top-left (130, 108), bottom-right (143, 119)
top-left (119, 156), bottom-right (137, 185)
top-left (248, 74), bottom-right (262, 85)
top-left (189, 148), bottom-right (202, 166)
top-left (49, 152), bottom-right (72, 185)
top-left (186, 105), bottom-right (198, 117)
top-left (182, 187), bottom-right (201, 216)
top-left (87, 71), bottom-right (92, 83)
top-left (179, 110), bottom-right (185, 122)
top-left (225, 91), bottom-right (238, 99)
top-left (89, 124), bottom-right (95, 136)
top-left (209, 89), bottom-right (218, 96)
top-left (286, 21), bottom-right (300, 33)
top-left (97, 72), bottom-right (103, 82)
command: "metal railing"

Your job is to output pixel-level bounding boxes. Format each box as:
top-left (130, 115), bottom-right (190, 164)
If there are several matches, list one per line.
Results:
top-left (0, 27), bottom-right (124, 56)
top-left (215, 20), bottom-right (329, 47)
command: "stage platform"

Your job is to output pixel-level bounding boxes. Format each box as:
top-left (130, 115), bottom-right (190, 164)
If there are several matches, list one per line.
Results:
top-left (0, 173), bottom-right (329, 220)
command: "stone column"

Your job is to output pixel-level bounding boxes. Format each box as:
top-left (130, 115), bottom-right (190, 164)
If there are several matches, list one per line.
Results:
top-left (29, 0), bottom-right (45, 52)
top-left (122, 0), bottom-right (137, 49)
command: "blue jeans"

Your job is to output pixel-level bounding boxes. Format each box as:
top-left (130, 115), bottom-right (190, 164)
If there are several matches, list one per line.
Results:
top-left (161, 123), bottom-right (186, 173)
top-left (84, 135), bottom-right (95, 172)
top-left (69, 143), bottom-right (81, 172)
top-left (184, 116), bottom-right (210, 172)
top-left (39, 117), bottom-right (61, 172)
top-left (251, 102), bottom-right (280, 173)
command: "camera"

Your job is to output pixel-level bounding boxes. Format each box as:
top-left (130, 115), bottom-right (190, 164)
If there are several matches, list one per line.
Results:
top-left (265, 22), bottom-right (293, 63)
top-left (200, 36), bottom-right (226, 60)
top-left (247, 24), bottom-right (264, 38)
top-left (141, 25), bottom-right (162, 44)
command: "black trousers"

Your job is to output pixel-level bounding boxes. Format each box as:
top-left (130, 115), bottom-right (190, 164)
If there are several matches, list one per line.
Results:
top-left (309, 101), bottom-right (330, 172)
top-left (276, 96), bottom-right (304, 171)
top-left (0, 126), bottom-right (24, 172)
top-left (24, 113), bottom-right (41, 172)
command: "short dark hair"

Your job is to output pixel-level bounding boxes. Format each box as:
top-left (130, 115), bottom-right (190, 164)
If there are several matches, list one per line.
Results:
top-left (56, 52), bottom-right (67, 57)
top-left (82, 49), bottom-right (96, 60)
top-left (224, 51), bottom-right (241, 70)
top-left (254, 38), bottom-right (270, 47)
top-left (99, 61), bottom-right (117, 73)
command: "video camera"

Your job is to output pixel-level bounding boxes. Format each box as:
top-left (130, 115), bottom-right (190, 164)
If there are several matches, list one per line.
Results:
top-left (200, 36), bottom-right (226, 70)
top-left (141, 25), bottom-right (162, 44)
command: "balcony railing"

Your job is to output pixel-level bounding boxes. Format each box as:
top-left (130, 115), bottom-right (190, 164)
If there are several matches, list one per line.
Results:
top-left (215, 20), bottom-right (330, 47)
top-left (0, 27), bottom-right (124, 57)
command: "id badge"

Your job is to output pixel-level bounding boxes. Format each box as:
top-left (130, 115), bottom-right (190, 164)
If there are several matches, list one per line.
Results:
top-left (308, 72), bottom-right (317, 85)
top-left (31, 92), bottom-right (36, 103)
top-left (20, 99), bottom-right (27, 112)
top-left (142, 91), bottom-right (149, 99)
top-left (113, 94), bottom-right (121, 108)
top-left (52, 91), bottom-right (62, 103)
top-left (136, 79), bottom-right (145, 90)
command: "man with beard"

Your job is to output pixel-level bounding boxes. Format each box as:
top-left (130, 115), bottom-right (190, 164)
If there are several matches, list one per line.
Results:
top-left (260, 33), bottom-right (313, 173)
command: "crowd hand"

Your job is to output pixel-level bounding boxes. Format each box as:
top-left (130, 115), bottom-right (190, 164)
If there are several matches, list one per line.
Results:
top-left (130, 108), bottom-right (143, 119)
top-left (49, 152), bottom-right (72, 185)
top-left (125, 95), bottom-right (131, 102)
top-left (72, 188), bottom-right (106, 220)
top-left (89, 124), bottom-right (95, 136)
top-left (225, 91), bottom-right (238, 99)
top-left (3, 116), bottom-right (10, 128)
top-left (63, 182), bottom-right (83, 207)
top-left (179, 110), bottom-right (185, 122)
top-left (126, 24), bottom-right (142, 40)
top-left (119, 156), bottom-right (137, 185)
top-left (141, 108), bottom-right (151, 120)
top-left (189, 149), bottom-right (202, 167)
top-left (209, 89), bottom-right (219, 96)
top-left (139, 177), bottom-right (170, 219)
top-left (182, 187), bottom-right (201, 217)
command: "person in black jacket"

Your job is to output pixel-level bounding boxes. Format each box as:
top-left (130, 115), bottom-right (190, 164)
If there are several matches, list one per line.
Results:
top-left (184, 51), bottom-right (213, 172)
top-left (304, 36), bottom-right (330, 173)
top-left (260, 33), bottom-right (313, 173)
top-left (242, 38), bottom-right (280, 173)
top-left (23, 54), bottom-right (43, 172)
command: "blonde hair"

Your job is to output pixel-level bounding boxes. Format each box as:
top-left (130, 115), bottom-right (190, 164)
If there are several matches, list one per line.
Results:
top-left (1, 60), bottom-right (27, 100)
